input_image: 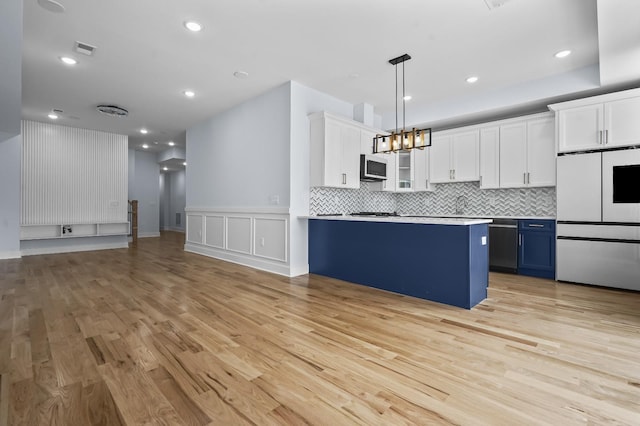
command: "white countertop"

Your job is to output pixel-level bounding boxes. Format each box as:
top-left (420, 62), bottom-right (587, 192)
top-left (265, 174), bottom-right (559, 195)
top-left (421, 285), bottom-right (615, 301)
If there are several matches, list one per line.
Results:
top-left (420, 214), bottom-right (555, 220)
top-left (303, 215), bottom-right (492, 226)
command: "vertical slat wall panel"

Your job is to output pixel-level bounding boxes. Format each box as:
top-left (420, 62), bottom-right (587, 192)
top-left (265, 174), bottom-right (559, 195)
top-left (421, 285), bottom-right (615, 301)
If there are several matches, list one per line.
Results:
top-left (21, 120), bottom-right (128, 225)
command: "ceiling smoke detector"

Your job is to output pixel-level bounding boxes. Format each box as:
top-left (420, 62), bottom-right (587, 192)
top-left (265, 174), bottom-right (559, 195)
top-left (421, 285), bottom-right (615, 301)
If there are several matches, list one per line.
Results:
top-left (74, 41), bottom-right (96, 56)
top-left (96, 105), bottom-right (129, 117)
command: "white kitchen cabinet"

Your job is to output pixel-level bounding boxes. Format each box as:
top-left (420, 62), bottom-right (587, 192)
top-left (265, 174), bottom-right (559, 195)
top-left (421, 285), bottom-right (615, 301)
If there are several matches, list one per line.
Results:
top-left (557, 104), bottom-right (603, 152)
top-left (375, 152), bottom-right (397, 192)
top-left (428, 134), bottom-right (452, 183)
top-left (499, 115), bottom-right (555, 188)
top-left (429, 130), bottom-right (479, 183)
top-left (499, 121), bottom-right (528, 188)
top-left (479, 127), bottom-right (500, 189)
top-left (395, 148), bottom-right (431, 192)
top-left (605, 96), bottom-right (640, 147)
top-left (552, 89), bottom-right (640, 153)
top-left (360, 129), bottom-right (376, 155)
top-left (309, 112), bottom-right (361, 189)
top-left (526, 117), bottom-right (556, 187)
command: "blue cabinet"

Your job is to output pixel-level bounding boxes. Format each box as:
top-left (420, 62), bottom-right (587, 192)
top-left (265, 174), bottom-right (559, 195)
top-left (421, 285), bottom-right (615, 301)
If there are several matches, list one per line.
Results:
top-left (518, 220), bottom-right (556, 279)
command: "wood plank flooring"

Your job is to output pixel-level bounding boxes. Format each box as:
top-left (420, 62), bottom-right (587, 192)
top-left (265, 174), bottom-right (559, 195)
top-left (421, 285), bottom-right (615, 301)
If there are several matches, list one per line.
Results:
top-left (1, 231), bottom-right (639, 425)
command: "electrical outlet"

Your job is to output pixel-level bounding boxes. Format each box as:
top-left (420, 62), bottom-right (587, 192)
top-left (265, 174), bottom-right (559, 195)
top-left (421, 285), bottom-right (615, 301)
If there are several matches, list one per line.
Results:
top-left (481, 236), bottom-right (487, 245)
top-left (269, 195), bottom-right (280, 205)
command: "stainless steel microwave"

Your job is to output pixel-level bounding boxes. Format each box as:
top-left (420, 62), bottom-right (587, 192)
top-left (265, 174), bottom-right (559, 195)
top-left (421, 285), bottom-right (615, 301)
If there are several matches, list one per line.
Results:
top-left (360, 154), bottom-right (387, 181)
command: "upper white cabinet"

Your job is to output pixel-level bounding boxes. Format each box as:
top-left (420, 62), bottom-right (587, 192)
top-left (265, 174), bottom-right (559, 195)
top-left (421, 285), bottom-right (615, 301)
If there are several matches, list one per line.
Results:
top-left (429, 130), bottom-right (479, 183)
top-left (499, 115), bottom-right (555, 188)
top-left (309, 112), bottom-right (360, 189)
top-left (378, 148), bottom-right (431, 192)
top-left (556, 104), bottom-right (602, 152)
top-left (526, 117), bottom-right (556, 187)
top-left (370, 152), bottom-right (397, 192)
top-left (551, 88), bottom-right (640, 153)
top-left (605, 97), bottom-right (640, 147)
top-left (479, 127), bottom-right (500, 189)
top-left (396, 148), bottom-right (432, 192)
top-left (360, 129), bottom-right (377, 155)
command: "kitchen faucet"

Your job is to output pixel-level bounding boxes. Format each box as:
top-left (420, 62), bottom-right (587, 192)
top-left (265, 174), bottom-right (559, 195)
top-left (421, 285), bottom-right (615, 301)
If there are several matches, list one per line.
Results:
top-left (455, 195), bottom-right (468, 215)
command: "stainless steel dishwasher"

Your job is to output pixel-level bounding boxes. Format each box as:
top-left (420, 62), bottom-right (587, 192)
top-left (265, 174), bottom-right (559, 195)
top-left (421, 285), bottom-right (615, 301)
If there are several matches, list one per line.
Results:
top-left (489, 219), bottom-right (518, 273)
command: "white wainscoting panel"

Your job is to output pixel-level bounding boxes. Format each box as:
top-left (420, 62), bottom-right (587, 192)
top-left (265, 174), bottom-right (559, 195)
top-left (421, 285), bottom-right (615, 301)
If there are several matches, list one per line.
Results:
top-left (184, 207), bottom-right (300, 276)
top-left (186, 214), bottom-right (203, 244)
top-left (227, 216), bottom-right (252, 255)
top-left (204, 215), bottom-right (225, 248)
top-left (254, 217), bottom-right (287, 262)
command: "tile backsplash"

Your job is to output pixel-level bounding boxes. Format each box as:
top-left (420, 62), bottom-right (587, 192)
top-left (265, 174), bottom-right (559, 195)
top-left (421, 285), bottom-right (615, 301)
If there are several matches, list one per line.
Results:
top-left (310, 181), bottom-right (556, 217)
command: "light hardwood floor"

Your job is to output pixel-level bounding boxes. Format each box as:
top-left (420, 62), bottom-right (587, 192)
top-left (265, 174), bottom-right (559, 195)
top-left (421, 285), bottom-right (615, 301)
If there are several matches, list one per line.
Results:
top-left (1, 231), bottom-right (639, 425)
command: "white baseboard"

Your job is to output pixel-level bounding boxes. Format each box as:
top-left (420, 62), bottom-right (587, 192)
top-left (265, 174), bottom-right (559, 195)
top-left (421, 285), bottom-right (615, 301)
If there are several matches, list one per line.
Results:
top-left (0, 250), bottom-right (22, 260)
top-left (289, 263), bottom-right (310, 277)
top-left (21, 242), bottom-right (129, 256)
top-left (138, 232), bottom-right (161, 238)
top-left (162, 227), bottom-right (185, 233)
top-left (185, 243), bottom-right (298, 277)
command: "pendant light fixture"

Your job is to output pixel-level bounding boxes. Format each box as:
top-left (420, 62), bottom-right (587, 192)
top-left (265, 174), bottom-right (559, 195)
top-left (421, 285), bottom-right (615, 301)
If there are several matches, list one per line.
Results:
top-left (373, 54), bottom-right (431, 154)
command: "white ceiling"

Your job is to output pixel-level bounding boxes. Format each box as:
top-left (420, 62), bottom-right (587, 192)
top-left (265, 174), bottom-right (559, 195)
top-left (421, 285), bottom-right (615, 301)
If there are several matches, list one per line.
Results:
top-left (20, 0), bottom-right (640, 154)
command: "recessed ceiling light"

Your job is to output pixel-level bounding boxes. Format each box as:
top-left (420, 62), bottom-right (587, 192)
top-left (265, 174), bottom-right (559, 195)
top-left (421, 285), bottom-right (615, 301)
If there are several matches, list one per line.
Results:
top-left (48, 113), bottom-right (58, 120)
top-left (555, 50), bottom-right (572, 58)
top-left (140, 128), bottom-right (148, 134)
top-left (168, 141), bottom-right (175, 146)
top-left (466, 76), bottom-right (479, 84)
top-left (403, 95), bottom-right (412, 101)
top-left (184, 90), bottom-right (195, 98)
top-left (233, 71), bottom-right (249, 79)
top-left (183, 162), bottom-right (187, 166)
top-left (163, 167), bottom-right (168, 171)
top-left (142, 144), bottom-right (149, 149)
top-left (184, 21), bottom-right (202, 32)
top-left (60, 56), bottom-right (77, 65)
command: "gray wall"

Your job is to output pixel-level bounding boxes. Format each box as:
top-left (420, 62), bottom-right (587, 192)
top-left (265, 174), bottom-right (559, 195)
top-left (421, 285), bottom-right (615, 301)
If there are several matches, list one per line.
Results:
top-left (0, 0), bottom-right (22, 258)
top-left (160, 170), bottom-right (186, 231)
top-left (0, 135), bottom-right (22, 258)
top-left (187, 83), bottom-right (291, 208)
top-left (128, 150), bottom-right (160, 237)
top-left (0, 0), bottom-right (22, 143)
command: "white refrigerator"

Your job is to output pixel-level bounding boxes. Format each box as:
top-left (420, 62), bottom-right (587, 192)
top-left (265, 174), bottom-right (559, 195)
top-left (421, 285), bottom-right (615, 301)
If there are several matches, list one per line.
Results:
top-left (556, 149), bottom-right (640, 291)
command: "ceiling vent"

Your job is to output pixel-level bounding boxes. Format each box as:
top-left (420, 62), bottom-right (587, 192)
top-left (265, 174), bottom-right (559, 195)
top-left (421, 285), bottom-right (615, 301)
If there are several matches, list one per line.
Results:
top-left (96, 105), bottom-right (129, 117)
top-left (74, 41), bottom-right (96, 56)
top-left (484, 0), bottom-right (513, 10)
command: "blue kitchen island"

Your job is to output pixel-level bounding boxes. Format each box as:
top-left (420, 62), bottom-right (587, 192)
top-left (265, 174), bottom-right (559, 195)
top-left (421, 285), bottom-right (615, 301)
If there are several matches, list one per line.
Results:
top-left (308, 216), bottom-right (491, 309)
